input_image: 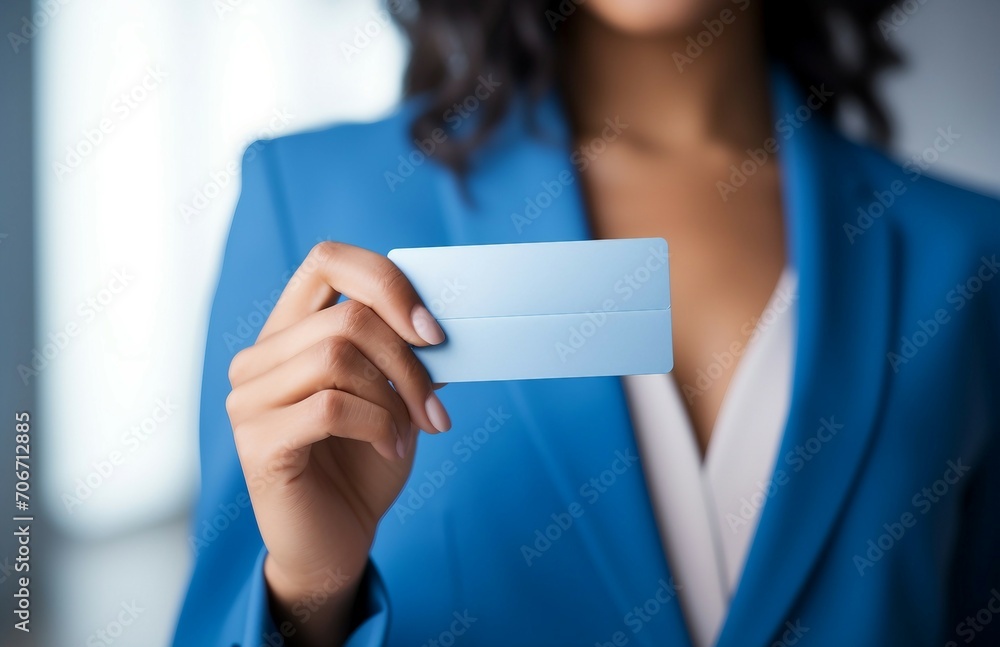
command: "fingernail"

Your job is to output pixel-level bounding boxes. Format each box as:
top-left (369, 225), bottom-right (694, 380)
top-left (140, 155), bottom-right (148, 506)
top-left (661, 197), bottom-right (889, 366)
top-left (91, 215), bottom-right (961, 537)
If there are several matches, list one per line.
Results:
top-left (411, 304), bottom-right (445, 345)
top-left (425, 392), bottom-right (451, 432)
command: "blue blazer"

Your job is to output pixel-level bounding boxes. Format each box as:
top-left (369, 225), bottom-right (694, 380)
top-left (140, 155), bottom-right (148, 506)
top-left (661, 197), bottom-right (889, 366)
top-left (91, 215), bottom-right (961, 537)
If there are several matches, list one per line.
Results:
top-left (174, 70), bottom-right (1000, 647)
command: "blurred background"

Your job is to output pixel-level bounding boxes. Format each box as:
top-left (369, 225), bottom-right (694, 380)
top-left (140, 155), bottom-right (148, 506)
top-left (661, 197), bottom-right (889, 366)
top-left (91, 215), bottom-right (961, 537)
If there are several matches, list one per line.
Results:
top-left (0, 0), bottom-right (997, 645)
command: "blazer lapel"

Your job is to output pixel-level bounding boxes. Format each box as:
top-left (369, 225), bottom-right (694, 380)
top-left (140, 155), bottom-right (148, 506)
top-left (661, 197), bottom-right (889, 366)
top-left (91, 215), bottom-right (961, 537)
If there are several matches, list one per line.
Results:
top-left (436, 98), bottom-right (693, 647)
top-left (715, 72), bottom-right (895, 647)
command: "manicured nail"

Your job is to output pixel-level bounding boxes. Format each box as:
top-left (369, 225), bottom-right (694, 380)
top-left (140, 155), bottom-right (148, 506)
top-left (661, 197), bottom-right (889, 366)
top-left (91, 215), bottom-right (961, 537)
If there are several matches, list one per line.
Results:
top-left (411, 304), bottom-right (446, 345)
top-left (425, 392), bottom-right (452, 432)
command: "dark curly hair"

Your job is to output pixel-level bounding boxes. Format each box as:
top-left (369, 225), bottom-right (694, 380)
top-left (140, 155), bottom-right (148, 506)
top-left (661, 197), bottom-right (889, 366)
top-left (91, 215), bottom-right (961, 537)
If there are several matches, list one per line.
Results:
top-left (393, 0), bottom-right (901, 173)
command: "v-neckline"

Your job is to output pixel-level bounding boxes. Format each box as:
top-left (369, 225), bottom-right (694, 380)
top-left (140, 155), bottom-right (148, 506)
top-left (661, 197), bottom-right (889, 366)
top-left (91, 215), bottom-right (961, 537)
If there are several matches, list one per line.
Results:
top-left (622, 267), bottom-right (798, 647)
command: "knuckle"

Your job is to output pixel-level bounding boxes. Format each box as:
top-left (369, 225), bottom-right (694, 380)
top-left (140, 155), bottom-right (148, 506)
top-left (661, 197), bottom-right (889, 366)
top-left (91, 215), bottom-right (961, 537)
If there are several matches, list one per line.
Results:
top-left (225, 389), bottom-right (240, 420)
top-left (338, 300), bottom-right (373, 336)
top-left (228, 348), bottom-right (249, 386)
top-left (309, 240), bottom-right (340, 266)
top-left (313, 389), bottom-right (345, 424)
top-left (372, 260), bottom-right (407, 297)
top-left (266, 443), bottom-right (300, 476)
top-left (317, 336), bottom-right (353, 374)
top-left (369, 337), bottom-right (406, 373)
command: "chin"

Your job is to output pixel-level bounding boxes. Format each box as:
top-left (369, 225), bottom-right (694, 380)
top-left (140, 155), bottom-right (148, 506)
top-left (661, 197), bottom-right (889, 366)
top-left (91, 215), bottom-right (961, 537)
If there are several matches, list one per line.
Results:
top-left (582, 0), bottom-right (737, 35)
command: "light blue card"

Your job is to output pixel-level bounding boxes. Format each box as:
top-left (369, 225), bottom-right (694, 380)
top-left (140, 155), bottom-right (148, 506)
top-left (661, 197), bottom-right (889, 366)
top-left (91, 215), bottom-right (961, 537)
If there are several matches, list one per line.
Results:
top-left (388, 238), bottom-right (672, 382)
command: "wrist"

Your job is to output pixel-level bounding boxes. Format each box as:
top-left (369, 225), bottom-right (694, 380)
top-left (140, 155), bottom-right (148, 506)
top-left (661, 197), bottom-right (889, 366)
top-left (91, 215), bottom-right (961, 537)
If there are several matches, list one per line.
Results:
top-left (263, 555), bottom-right (364, 647)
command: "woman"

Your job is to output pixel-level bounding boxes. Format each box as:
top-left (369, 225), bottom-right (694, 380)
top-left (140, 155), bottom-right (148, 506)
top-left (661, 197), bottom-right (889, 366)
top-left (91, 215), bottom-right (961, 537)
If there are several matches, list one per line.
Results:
top-left (174, 1), bottom-right (1000, 646)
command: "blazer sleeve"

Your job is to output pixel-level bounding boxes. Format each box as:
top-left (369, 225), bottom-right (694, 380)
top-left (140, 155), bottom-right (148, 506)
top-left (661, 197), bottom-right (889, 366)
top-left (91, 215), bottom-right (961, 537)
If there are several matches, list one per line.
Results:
top-left (171, 140), bottom-right (391, 647)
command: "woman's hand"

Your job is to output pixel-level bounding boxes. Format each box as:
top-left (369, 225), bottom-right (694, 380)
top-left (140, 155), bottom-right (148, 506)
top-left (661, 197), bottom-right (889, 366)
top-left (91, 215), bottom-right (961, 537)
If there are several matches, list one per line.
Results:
top-left (225, 241), bottom-right (451, 646)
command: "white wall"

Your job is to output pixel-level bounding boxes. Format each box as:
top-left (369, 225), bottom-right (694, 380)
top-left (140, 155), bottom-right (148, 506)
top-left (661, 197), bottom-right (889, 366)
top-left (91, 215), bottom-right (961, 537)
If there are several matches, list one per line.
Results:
top-left (881, 0), bottom-right (1000, 194)
top-left (34, 1), bottom-right (405, 644)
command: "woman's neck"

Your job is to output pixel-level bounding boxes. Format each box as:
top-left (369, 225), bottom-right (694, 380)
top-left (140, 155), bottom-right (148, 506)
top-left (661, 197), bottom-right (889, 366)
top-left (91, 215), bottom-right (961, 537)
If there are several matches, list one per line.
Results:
top-left (558, 7), bottom-right (773, 153)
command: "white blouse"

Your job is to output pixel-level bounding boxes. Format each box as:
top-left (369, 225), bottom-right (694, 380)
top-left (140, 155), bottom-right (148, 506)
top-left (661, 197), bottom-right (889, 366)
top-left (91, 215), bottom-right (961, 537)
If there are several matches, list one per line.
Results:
top-left (622, 268), bottom-right (797, 647)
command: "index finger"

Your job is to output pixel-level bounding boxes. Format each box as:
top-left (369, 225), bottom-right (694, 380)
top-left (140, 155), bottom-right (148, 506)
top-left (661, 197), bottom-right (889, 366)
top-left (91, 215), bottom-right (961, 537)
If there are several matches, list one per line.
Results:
top-left (259, 241), bottom-right (445, 348)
